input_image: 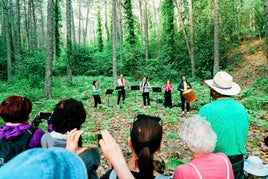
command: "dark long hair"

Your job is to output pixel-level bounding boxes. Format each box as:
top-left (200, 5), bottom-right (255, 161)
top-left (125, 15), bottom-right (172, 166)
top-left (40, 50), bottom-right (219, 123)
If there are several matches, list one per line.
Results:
top-left (130, 116), bottom-right (162, 179)
top-left (92, 80), bottom-right (97, 86)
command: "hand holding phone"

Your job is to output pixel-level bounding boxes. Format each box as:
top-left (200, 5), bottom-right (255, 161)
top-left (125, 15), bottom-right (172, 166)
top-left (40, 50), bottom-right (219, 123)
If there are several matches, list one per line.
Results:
top-left (39, 112), bottom-right (51, 120)
top-left (82, 133), bottom-right (102, 148)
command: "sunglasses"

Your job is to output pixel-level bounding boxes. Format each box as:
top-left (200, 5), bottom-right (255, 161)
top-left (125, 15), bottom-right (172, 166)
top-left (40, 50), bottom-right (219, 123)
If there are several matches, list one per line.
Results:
top-left (130, 114), bottom-right (162, 132)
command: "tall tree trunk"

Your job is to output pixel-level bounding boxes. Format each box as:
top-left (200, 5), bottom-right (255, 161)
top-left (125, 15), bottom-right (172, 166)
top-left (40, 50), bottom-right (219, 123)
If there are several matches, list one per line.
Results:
top-left (83, 4), bottom-right (90, 46)
top-left (112, 0), bottom-right (117, 84)
top-left (71, 6), bottom-right (76, 44)
top-left (175, 0), bottom-right (191, 63)
top-left (2, 0), bottom-right (12, 81)
top-left (38, 1), bottom-right (45, 49)
top-left (1, 15), bottom-right (5, 50)
top-left (138, 0), bottom-right (144, 45)
top-left (54, 0), bottom-right (61, 60)
top-left (78, 0), bottom-right (81, 44)
top-left (45, 0), bottom-right (54, 99)
top-left (23, 0), bottom-right (29, 50)
top-left (213, 0), bottom-right (220, 76)
top-left (188, 0), bottom-right (195, 77)
top-left (152, 0), bottom-right (159, 40)
top-left (144, 0), bottom-right (149, 66)
top-left (104, 0), bottom-right (110, 41)
top-left (31, 0), bottom-right (37, 48)
top-left (9, 0), bottom-right (19, 72)
top-left (14, 0), bottom-right (21, 71)
top-left (264, 0), bottom-right (268, 56)
top-left (118, 0), bottom-right (124, 66)
top-left (66, 0), bottom-right (73, 85)
top-left (27, 0), bottom-right (32, 50)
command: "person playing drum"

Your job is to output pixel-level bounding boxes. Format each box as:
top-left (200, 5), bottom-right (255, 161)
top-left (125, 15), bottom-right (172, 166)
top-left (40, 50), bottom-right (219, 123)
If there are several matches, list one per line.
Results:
top-left (178, 76), bottom-right (192, 115)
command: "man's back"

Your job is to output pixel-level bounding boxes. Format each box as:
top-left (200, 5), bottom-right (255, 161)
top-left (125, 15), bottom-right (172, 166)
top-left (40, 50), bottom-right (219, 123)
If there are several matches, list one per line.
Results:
top-left (199, 98), bottom-right (249, 156)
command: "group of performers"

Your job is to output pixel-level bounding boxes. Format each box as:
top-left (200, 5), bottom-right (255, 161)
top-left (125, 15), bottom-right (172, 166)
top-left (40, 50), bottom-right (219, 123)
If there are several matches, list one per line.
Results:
top-left (91, 74), bottom-right (194, 114)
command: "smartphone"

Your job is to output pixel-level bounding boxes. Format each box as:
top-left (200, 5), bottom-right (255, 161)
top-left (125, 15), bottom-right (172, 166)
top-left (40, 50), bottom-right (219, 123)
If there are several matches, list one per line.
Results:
top-left (39, 112), bottom-right (51, 120)
top-left (82, 133), bottom-right (102, 148)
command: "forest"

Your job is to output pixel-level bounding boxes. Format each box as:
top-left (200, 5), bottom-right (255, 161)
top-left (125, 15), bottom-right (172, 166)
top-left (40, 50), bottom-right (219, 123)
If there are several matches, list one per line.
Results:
top-left (0, 0), bottom-right (267, 177)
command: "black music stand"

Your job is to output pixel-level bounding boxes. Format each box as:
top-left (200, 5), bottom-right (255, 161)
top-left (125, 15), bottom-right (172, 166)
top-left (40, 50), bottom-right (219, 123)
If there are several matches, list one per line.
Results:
top-left (115, 86), bottom-right (124, 91)
top-left (131, 86), bottom-right (140, 103)
top-left (152, 87), bottom-right (162, 102)
top-left (105, 89), bottom-right (114, 107)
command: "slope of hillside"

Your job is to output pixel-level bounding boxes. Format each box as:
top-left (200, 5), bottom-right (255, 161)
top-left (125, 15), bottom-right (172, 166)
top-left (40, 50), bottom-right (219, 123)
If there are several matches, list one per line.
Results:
top-left (229, 39), bottom-right (268, 88)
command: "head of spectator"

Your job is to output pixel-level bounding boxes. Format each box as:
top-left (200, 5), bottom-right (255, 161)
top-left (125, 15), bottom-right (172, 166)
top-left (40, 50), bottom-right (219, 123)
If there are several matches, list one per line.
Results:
top-left (205, 71), bottom-right (241, 99)
top-left (129, 114), bottom-right (163, 179)
top-left (0, 147), bottom-right (87, 179)
top-left (179, 115), bottom-right (217, 157)
top-left (0, 95), bottom-right (32, 123)
top-left (51, 98), bottom-right (86, 133)
top-left (244, 156), bottom-right (268, 177)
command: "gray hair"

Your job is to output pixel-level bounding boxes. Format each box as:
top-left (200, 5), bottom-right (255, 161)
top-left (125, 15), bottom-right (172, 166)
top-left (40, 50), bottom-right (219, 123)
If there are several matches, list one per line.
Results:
top-left (179, 115), bottom-right (217, 154)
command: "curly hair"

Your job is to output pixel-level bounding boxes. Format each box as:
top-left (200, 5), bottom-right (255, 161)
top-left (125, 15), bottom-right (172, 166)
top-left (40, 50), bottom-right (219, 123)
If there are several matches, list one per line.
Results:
top-left (179, 115), bottom-right (217, 154)
top-left (0, 95), bottom-right (32, 123)
top-left (51, 98), bottom-right (86, 133)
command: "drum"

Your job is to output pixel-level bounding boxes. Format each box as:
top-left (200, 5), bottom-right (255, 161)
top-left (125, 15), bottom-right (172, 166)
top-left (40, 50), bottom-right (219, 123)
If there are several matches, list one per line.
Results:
top-left (183, 89), bottom-right (197, 103)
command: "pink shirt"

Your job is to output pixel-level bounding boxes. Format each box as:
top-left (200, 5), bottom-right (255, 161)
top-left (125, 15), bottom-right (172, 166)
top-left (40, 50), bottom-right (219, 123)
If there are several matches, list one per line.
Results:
top-left (173, 153), bottom-right (234, 179)
top-left (164, 84), bottom-right (172, 92)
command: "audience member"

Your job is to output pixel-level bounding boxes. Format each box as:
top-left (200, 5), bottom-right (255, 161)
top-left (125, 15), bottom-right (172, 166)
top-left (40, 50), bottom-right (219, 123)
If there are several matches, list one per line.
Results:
top-left (41, 98), bottom-right (100, 179)
top-left (66, 128), bottom-right (136, 179)
top-left (173, 115), bottom-right (234, 179)
top-left (198, 71), bottom-right (249, 179)
top-left (101, 114), bottom-right (171, 179)
top-left (0, 147), bottom-right (88, 179)
top-left (0, 95), bottom-right (44, 165)
top-left (243, 156), bottom-right (268, 179)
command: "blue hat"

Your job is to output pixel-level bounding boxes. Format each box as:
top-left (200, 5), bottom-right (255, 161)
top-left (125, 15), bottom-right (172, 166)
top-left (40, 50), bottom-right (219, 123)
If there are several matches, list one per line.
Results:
top-left (0, 147), bottom-right (87, 179)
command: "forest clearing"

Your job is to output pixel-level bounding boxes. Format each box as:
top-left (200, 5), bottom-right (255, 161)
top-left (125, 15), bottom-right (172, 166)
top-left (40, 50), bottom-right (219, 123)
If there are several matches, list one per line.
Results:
top-left (0, 0), bottom-right (267, 178)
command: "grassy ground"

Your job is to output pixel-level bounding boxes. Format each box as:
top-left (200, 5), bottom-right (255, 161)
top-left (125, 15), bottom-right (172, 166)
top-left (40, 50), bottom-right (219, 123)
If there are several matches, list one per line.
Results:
top-left (0, 75), bottom-right (267, 176)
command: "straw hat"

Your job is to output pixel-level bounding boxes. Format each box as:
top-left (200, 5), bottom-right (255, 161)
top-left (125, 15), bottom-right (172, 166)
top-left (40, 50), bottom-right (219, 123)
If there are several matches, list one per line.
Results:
top-left (205, 71), bottom-right (241, 96)
top-left (244, 156), bottom-right (268, 177)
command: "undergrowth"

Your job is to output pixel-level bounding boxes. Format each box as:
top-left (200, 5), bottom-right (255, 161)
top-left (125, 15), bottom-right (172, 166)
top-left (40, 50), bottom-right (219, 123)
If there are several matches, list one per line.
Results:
top-left (0, 75), bottom-right (267, 172)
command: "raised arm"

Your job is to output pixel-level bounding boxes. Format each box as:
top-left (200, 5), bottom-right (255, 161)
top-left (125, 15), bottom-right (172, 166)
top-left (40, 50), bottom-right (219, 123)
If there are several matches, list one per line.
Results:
top-left (99, 130), bottom-right (134, 179)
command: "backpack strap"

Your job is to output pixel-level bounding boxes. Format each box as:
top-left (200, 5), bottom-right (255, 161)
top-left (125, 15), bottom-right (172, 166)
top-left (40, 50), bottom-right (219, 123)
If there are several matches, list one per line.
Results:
top-left (189, 163), bottom-right (203, 179)
top-left (23, 126), bottom-right (38, 146)
top-left (218, 154), bottom-right (230, 179)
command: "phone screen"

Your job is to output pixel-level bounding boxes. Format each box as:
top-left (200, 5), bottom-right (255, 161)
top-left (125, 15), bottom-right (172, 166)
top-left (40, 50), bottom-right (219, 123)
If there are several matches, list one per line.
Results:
top-left (82, 133), bottom-right (101, 148)
top-left (40, 112), bottom-right (51, 120)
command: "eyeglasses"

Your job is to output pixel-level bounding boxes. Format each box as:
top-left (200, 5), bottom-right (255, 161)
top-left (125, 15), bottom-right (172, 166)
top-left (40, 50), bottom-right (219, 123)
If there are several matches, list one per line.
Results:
top-left (130, 114), bottom-right (162, 132)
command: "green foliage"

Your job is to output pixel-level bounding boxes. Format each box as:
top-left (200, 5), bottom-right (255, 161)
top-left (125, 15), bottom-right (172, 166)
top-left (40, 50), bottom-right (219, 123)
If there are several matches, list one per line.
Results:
top-left (124, 0), bottom-right (137, 45)
top-left (166, 157), bottom-right (189, 170)
top-left (97, 10), bottom-right (104, 52)
top-left (54, 0), bottom-right (62, 59)
top-left (160, 0), bottom-right (176, 63)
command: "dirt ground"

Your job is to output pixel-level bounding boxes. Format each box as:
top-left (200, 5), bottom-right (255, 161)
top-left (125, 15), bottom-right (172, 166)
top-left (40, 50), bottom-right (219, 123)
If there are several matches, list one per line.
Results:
top-left (91, 39), bottom-right (268, 176)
